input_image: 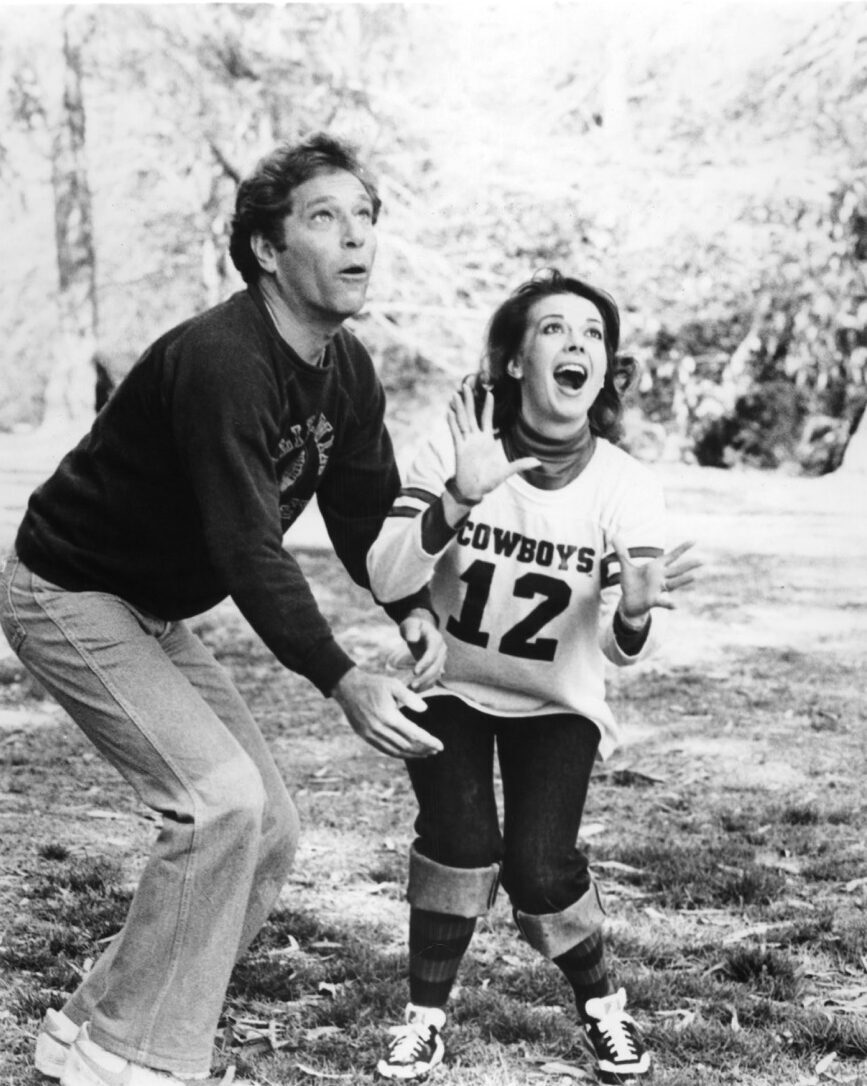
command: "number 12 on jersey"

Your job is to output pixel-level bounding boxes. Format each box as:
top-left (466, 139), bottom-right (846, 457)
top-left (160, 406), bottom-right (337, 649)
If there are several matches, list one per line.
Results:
top-left (445, 559), bottom-right (572, 662)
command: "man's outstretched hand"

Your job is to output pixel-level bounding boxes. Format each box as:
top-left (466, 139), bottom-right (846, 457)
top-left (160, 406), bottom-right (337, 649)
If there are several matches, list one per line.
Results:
top-left (331, 667), bottom-right (443, 760)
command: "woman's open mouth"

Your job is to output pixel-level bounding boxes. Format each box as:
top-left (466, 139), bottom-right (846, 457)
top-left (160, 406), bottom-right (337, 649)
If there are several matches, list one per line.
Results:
top-left (553, 362), bottom-right (588, 391)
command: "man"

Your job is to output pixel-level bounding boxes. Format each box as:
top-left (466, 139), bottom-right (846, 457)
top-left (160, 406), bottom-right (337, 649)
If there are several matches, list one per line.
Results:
top-left (0, 133), bottom-right (444, 1086)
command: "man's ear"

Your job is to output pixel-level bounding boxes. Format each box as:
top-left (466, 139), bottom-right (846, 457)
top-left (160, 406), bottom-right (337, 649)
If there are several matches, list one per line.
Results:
top-left (250, 232), bottom-right (276, 275)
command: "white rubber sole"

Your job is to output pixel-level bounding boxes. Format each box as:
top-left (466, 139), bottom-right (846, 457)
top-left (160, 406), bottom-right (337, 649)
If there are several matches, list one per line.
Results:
top-left (35, 1029), bottom-right (71, 1079)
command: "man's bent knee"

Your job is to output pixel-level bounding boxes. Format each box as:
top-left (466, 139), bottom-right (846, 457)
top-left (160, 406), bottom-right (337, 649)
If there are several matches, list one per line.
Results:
top-left (261, 789), bottom-right (300, 874)
top-left (193, 755), bottom-right (267, 833)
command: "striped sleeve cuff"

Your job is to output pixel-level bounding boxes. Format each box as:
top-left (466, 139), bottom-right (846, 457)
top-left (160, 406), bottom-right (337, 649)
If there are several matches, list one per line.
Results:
top-left (600, 546), bottom-right (664, 588)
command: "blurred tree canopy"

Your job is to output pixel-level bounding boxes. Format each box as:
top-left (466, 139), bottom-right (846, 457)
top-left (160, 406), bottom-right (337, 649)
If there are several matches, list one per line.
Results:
top-left (1, 2), bottom-right (865, 473)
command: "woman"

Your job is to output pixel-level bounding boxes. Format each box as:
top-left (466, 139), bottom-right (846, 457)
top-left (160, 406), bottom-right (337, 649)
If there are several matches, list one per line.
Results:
top-left (367, 269), bottom-right (699, 1084)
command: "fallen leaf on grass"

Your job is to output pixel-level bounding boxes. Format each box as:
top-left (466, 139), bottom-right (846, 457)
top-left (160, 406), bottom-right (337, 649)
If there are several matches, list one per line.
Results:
top-left (536, 1061), bottom-right (593, 1080)
top-left (643, 906), bottom-right (671, 924)
top-left (264, 935), bottom-right (300, 956)
top-left (234, 1038), bottom-right (273, 1057)
top-left (722, 921), bottom-right (778, 944)
top-left (809, 708), bottom-right (840, 731)
top-left (655, 1008), bottom-right (697, 1031)
top-left (716, 863), bottom-right (746, 877)
top-left (68, 957), bottom-right (94, 979)
top-left (304, 1026), bottom-right (343, 1041)
top-left (815, 1051), bottom-right (837, 1076)
top-left (282, 996), bottom-right (325, 1013)
top-left (221, 1016), bottom-right (296, 1054)
top-left (294, 1063), bottom-right (351, 1080)
top-left (592, 860), bottom-right (645, 875)
top-left (819, 987), bottom-right (867, 1012)
top-left (606, 768), bottom-right (666, 787)
top-left (598, 883), bottom-right (650, 900)
top-left (313, 766), bottom-right (345, 779)
top-left (521, 1055), bottom-right (593, 1082)
top-left (754, 852), bottom-right (803, 874)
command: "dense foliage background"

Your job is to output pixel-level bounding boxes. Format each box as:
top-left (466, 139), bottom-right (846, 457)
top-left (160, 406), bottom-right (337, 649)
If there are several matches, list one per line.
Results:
top-left (1, 2), bottom-right (865, 472)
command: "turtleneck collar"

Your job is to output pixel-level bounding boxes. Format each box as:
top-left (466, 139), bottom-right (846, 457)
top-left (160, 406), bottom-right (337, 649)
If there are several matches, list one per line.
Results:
top-left (504, 414), bottom-right (596, 490)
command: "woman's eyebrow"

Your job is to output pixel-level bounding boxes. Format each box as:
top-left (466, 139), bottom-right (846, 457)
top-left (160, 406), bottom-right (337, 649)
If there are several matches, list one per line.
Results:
top-left (536, 312), bottom-right (603, 324)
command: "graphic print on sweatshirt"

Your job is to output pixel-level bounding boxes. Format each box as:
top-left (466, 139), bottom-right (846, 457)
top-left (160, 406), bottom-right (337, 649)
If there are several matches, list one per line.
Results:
top-left (275, 413), bottom-right (335, 527)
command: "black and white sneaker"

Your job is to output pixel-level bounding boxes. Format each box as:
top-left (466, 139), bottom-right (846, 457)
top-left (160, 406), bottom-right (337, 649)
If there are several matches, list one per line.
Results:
top-left (583, 989), bottom-right (650, 1084)
top-left (376, 1004), bottom-right (446, 1081)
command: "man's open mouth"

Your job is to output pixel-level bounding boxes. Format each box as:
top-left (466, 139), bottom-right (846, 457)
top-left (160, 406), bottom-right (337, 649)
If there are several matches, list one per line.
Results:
top-left (339, 264), bottom-right (367, 277)
top-left (553, 363), bottom-right (588, 391)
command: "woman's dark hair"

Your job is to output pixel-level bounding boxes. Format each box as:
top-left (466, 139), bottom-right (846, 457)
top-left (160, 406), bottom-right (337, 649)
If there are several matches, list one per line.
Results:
top-left (471, 268), bottom-right (636, 442)
top-left (229, 132), bottom-right (382, 284)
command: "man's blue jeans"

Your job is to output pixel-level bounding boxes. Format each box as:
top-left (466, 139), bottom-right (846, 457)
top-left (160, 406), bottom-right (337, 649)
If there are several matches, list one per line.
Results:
top-left (0, 554), bottom-right (299, 1076)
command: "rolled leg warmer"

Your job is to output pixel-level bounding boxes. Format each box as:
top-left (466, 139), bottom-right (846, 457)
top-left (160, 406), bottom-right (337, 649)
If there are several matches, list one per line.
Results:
top-left (407, 845), bottom-right (500, 918)
top-left (514, 882), bottom-right (607, 960)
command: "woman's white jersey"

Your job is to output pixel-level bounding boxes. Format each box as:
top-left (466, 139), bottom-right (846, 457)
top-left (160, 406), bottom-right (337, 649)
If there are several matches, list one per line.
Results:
top-left (367, 425), bottom-right (666, 759)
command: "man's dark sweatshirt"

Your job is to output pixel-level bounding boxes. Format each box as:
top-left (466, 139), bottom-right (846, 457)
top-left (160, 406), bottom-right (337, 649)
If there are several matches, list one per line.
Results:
top-left (16, 287), bottom-right (421, 696)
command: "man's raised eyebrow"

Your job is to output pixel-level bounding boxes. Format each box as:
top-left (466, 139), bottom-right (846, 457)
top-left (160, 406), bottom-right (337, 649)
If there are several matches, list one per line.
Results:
top-left (302, 193), bottom-right (339, 209)
top-left (304, 191), bottom-right (373, 208)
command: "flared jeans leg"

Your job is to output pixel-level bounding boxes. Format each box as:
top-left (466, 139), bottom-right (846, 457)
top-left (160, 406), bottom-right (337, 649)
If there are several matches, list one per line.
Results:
top-left (0, 556), bottom-right (299, 1076)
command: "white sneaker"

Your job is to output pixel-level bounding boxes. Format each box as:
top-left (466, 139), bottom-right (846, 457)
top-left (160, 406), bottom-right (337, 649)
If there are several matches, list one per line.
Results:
top-left (376, 1004), bottom-right (446, 1081)
top-left (60, 1023), bottom-right (247, 1086)
top-left (35, 1008), bottom-right (80, 1079)
top-left (583, 988), bottom-right (651, 1083)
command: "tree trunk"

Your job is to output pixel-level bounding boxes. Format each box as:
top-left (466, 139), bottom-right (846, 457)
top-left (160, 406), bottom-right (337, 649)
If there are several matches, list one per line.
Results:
top-left (840, 412), bottom-right (867, 473)
top-left (41, 6), bottom-right (98, 432)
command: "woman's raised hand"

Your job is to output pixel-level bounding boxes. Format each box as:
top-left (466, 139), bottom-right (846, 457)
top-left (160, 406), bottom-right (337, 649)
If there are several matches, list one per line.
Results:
top-left (447, 383), bottom-right (540, 504)
top-left (613, 538), bottom-right (701, 623)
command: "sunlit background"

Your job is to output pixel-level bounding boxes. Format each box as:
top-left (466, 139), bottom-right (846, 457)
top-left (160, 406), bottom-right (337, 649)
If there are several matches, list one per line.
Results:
top-left (2, 2), bottom-right (865, 472)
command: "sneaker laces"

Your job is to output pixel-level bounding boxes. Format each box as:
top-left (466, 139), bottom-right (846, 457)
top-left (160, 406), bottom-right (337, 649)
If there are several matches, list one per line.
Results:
top-left (597, 1012), bottom-right (638, 1061)
top-left (386, 1022), bottom-right (434, 1063)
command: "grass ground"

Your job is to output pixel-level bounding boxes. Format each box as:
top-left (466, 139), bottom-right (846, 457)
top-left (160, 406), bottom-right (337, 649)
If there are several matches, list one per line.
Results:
top-left (1, 463), bottom-right (866, 1086)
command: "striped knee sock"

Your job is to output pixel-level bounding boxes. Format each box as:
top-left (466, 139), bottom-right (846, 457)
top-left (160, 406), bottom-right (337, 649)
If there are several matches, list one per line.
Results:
top-left (408, 908), bottom-right (476, 1008)
top-left (552, 930), bottom-right (610, 1019)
